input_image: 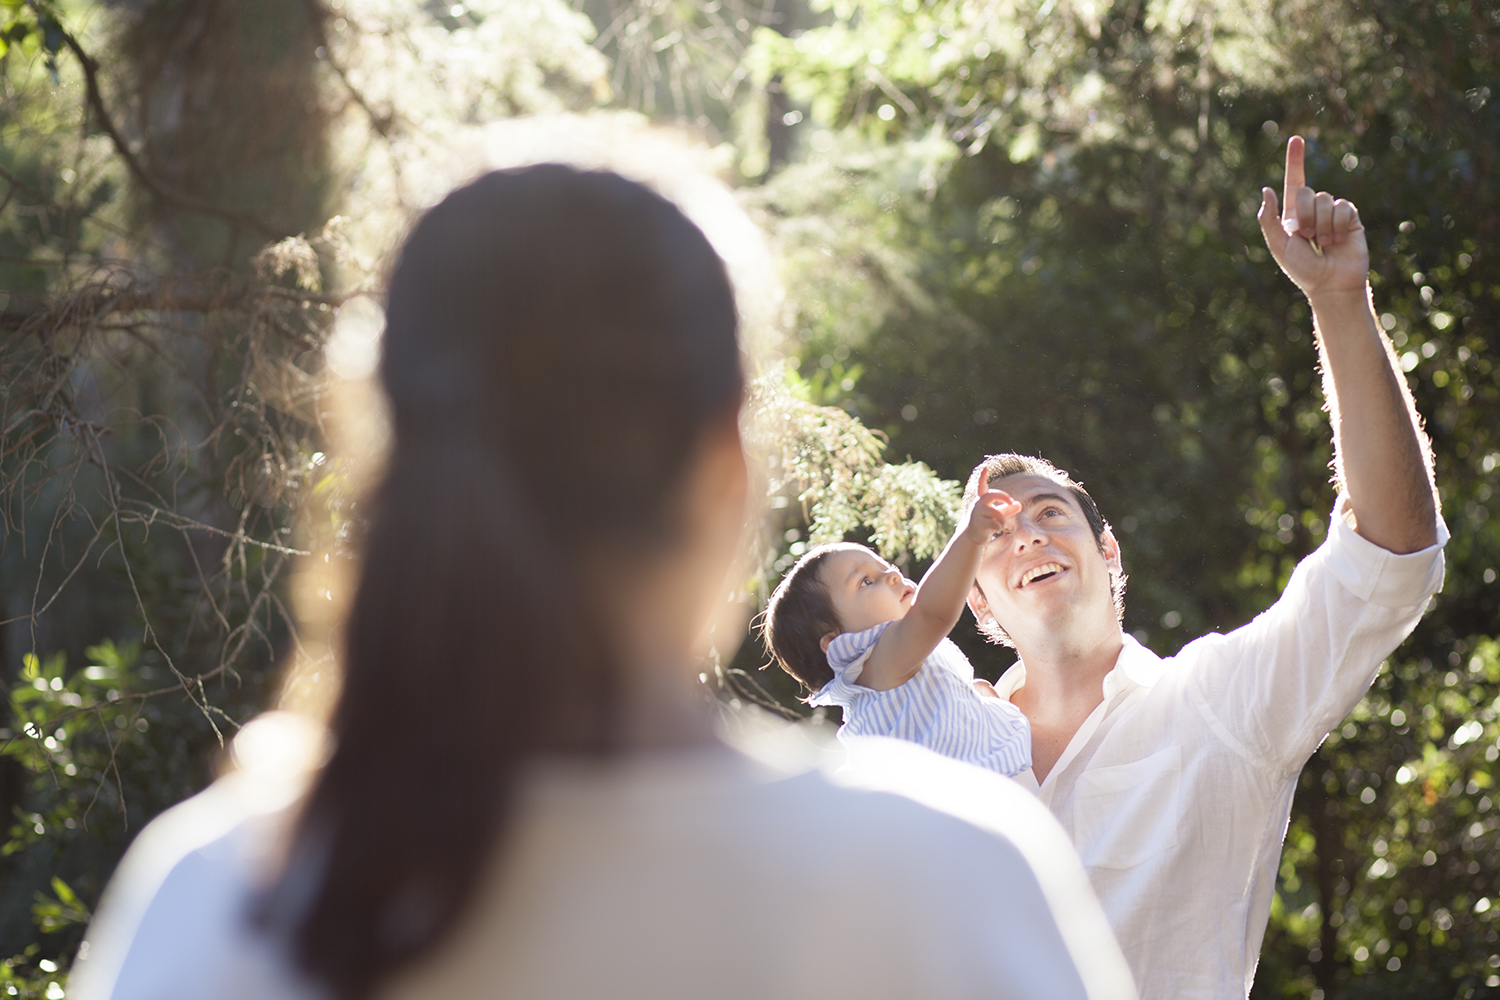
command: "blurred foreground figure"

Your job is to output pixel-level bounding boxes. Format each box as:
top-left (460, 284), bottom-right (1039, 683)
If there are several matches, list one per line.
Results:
top-left (961, 137), bottom-right (1447, 998)
top-left (71, 165), bottom-right (1135, 1000)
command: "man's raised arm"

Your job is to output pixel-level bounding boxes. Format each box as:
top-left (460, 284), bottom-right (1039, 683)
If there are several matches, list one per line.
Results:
top-left (1256, 135), bottom-right (1438, 554)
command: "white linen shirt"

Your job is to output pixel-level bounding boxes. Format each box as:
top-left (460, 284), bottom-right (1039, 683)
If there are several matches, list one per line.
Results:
top-left (994, 496), bottom-right (1447, 999)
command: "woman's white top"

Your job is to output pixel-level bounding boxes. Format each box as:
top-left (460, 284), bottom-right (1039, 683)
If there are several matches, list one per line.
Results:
top-left (70, 715), bottom-right (1136, 1000)
top-left (809, 621), bottom-right (1032, 777)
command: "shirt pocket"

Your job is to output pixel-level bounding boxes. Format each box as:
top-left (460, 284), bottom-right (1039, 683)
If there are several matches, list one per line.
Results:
top-left (1070, 745), bottom-right (1182, 871)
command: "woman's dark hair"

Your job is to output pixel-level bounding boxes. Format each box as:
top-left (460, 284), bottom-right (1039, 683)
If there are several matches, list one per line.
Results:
top-left (271, 165), bottom-right (742, 999)
top-left (760, 543), bottom-right (857, 693)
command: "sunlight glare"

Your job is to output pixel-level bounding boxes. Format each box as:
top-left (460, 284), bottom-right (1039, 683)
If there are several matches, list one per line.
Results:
top-left (482, 113), bottom-right (782, 360)
top-left (326, 296), bottom-right (385, 381)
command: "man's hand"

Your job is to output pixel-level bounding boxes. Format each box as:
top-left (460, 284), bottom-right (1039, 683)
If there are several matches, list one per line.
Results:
top-left (866, 489), bottom-right (1021, 690)
top-left (963, 489), bottom-right (1022, 544)
top-left (1254, 134), bottom-right (1437, 554)
top-left (1257, 136), bottom-right (1369, 298)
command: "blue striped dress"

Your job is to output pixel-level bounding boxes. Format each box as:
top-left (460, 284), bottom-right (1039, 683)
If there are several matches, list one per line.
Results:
top-left (808, 621), bottom-right (1032, 777)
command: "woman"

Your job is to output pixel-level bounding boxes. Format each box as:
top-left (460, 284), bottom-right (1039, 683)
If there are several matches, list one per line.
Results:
top-left (71, 164), bottom-right (1134, 1000)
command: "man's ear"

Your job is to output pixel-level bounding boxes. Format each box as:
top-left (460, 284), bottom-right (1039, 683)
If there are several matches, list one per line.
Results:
top-left (967, 584), bottom-right (992, 623)
top-left (1100, 527), bottom-right (1123, 575)
top-left (819, 631), bottom-right (839, 654)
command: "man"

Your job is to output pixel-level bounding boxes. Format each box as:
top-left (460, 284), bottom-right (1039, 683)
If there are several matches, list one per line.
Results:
top-left (963, 136), bottom-right (1447, 998)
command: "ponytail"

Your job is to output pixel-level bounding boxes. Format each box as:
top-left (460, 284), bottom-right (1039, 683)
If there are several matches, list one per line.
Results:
top-left (284, 434), bottom-right (614, 997)
top-left (269, 165), bottom-right (741, 998)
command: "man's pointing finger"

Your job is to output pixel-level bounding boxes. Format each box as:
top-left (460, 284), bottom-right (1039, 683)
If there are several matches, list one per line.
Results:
top-left (1282, 135), bottom-right (1306, 223)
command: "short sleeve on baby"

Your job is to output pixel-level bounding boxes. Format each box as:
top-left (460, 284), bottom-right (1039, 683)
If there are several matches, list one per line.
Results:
top-left (807, 622), bottom-right (892, 709)
top-left (806, 622), bottom-right (1032, 778)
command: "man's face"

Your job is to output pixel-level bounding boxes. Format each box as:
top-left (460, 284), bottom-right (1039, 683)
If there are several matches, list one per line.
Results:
top-left (968, 474), bottom-right (1121, 649)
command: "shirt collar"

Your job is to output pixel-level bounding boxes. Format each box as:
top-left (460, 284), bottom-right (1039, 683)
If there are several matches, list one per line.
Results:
top-left (1113, 633), bottom-right (1168, 691)
top-left (993, 632), bottom-right (1167, 701)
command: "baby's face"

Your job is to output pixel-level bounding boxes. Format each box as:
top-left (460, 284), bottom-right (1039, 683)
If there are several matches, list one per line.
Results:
top-left (820, 548), bottom-right (917, 639)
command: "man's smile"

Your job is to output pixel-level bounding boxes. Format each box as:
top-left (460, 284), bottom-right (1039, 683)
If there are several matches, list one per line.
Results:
top-left (1016, 561), bottom-right (1068, 588)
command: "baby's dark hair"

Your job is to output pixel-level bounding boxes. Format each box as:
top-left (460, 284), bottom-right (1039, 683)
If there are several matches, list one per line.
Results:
top-left (760, 542), bottom-right (861, 694)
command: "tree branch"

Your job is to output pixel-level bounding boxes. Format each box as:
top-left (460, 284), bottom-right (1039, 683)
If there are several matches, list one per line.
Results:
top-left (55, 28), bottom-right (281, 238)
top-left (300, 0), bottom-right (397, 139)
top-left (0, 280), bottom-right (362, 333)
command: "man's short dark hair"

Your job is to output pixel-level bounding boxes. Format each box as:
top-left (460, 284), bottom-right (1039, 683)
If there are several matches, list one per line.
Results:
top-left (964, 454), bottom-right (1126, 647)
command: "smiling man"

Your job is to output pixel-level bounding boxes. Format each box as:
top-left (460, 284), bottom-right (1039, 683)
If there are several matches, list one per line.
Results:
top-left (961, 137), bottom-right (1448, 998)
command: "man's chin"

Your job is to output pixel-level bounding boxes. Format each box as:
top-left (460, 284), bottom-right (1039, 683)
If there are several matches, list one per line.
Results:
top-left (997, 601), bottom-right (1084, 642)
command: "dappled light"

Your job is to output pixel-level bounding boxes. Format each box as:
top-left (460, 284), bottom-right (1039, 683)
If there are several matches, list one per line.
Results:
top-left (0, 0), bottom-right (1495, 997)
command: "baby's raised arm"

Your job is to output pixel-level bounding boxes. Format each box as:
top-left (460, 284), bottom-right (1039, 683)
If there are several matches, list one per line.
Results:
top-left (859, 490), bottom-right (1020, 689)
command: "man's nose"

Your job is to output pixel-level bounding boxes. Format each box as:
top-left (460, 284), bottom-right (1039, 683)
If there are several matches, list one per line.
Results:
top-left (1013, 516), bottom-right (1048, 551)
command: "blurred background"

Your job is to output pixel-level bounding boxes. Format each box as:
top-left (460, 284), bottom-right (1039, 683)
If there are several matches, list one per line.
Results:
top-left (0, 1), bottom-right (1495, 997)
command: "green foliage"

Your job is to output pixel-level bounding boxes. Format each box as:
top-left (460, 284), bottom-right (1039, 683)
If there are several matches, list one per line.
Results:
top-left (0, 1), bottom-right (66, 80)
top-left (4, 643), bottom-right (146, 860)
top-left (0, 943), bottom-right (67, 1000)
top-left (748, 362), bottom-right (960, 573)
top-left (0, 637), bottom-right (242, 978)
top-left (32, 878), bottom-right (89, 935)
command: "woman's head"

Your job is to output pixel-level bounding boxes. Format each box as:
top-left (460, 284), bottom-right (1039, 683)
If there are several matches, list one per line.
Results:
top-left (762, 542), bottom-right (913, 693)
top-left (284, 165), bottom-right (745, 999)
top-left (382, 165), bottom-right (743, 550)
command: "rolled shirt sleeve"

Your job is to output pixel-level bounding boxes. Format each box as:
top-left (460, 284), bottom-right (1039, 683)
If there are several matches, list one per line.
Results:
top-left (1183, 494), bottom-right (1448, 776)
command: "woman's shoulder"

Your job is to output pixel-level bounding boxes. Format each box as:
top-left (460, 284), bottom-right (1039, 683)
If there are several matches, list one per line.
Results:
top-left (70, 715), bottom-right (327, 1000)
top-left (70, 786), bottom-right (315, 1000)
top-left (523, 740), bottom-right (1052, 904)
top-left (386, 741), bottom-right (1134, 1000)
top-left (817, 739), bottom-right (1136, 998)
top-left (719, 735), bottom-right (1040, 869)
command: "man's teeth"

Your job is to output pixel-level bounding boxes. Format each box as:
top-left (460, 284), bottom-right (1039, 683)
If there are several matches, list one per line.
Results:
top-left (1021, 563), bottom-right (1064, 586)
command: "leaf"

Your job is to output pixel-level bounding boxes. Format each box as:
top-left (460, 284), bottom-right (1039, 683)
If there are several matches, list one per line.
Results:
top-left (32, 877), bottom-right (91, 932)
top-left (47, 877), bottom-right (77, 907)
top-left (38, 14), bottom-right (60, 56)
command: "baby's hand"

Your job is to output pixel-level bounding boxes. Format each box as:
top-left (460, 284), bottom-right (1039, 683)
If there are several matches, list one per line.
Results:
top-left (962, 488), bottom-right (1021, 542)
top-left (973, 679), bottom-right (1001, 699)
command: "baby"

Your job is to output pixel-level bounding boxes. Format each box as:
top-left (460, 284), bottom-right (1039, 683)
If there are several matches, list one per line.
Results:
top-left (762, 489), bottom-right (1032, 776)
